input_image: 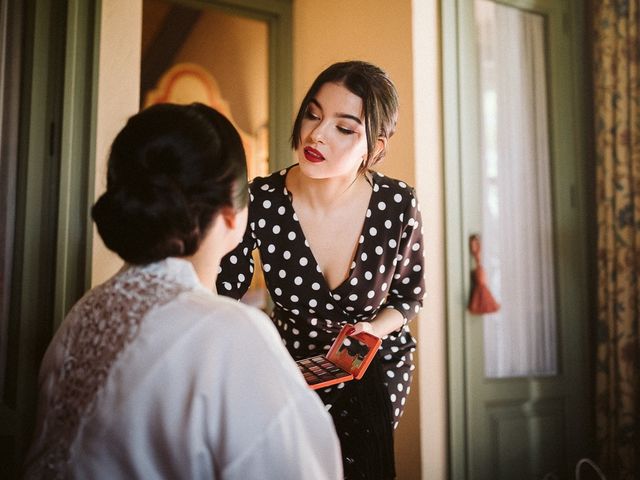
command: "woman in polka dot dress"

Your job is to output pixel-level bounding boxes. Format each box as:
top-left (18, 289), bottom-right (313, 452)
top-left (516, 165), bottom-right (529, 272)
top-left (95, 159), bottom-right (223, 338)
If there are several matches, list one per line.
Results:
top-left (217, 61), bottom-right (424, 479)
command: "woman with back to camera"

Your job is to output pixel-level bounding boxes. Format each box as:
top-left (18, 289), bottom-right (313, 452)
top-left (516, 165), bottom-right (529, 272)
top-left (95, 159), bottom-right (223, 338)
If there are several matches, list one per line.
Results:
top-left (217, 61), bottom-right (425, 479)
top-left (24, 103), bottom-right (342, 479)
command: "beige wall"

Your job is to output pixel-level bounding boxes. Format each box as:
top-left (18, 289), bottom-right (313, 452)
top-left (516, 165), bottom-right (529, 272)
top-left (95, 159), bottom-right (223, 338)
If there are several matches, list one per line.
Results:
top-left (91, 0), bottom-right (142, 286)
top-left (412, 1), bottom-right (448, 479)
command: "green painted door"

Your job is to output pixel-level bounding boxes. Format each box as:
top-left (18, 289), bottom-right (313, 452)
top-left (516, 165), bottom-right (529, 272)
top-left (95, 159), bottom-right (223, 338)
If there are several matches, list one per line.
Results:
top-left (443, 0), bottom-right (592, 478)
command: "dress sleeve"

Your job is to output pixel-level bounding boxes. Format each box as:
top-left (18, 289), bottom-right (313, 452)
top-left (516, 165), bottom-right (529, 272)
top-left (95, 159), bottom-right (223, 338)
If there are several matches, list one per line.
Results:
top-left (216, 215), bottom-right (257, 300)
top-left (380, 188), bottom-right (425, 325)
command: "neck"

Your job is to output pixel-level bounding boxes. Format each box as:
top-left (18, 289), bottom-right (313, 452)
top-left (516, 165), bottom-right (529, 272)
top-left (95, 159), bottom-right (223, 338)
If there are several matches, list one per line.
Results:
top-left (291, 167), bottom-right (367, 211)
top-left (188, 254), bottom-right (221, 291)
top-left (182, 220), bottom-right (227, 292)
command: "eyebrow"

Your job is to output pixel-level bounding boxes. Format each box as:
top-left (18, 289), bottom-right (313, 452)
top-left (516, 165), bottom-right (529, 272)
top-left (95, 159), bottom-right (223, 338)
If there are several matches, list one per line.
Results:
top-left (309, 99), bottom-right (362, 124)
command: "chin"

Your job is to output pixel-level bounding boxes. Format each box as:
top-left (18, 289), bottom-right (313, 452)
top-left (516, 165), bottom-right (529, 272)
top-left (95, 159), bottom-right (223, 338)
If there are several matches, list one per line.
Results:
top-left (297, 160), bottom-right (328, 178)
top-left (306, 164), bottom-right (361, 182)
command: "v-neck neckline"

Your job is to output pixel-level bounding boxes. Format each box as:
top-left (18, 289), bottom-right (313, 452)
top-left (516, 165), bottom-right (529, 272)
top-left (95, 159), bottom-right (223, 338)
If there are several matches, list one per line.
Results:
top-left (280, 165), bottom-right (376, 293)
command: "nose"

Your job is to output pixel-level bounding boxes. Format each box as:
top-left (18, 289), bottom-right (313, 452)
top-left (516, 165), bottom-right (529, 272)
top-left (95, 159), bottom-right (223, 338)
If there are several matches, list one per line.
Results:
top-left (309, 122), bottom-right (326, 143)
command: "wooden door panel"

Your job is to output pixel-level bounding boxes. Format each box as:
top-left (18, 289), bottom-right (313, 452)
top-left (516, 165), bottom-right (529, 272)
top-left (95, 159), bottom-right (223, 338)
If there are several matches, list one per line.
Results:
top-left (488, 402), bottom-right (565, 479)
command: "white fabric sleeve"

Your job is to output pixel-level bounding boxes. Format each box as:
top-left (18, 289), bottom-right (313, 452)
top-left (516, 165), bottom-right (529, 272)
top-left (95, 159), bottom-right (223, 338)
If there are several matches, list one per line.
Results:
top-left (222, 392), bottom-right (342, 480)
top-left (203, 303), bottom-right (343, 480)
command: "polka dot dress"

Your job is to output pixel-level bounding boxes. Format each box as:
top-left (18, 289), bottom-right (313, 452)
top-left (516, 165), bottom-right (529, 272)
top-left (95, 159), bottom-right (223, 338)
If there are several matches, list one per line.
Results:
top-left (218, 165), bottom-right (425, 428)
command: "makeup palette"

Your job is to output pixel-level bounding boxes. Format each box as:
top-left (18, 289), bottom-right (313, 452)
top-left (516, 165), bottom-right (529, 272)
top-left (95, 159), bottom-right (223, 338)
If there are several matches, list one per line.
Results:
top-left (296, 324), bottom-right (382, 390)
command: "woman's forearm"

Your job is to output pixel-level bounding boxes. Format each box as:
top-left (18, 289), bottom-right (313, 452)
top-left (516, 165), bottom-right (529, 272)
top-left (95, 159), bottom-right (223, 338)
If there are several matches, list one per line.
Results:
top-left (353, 308), bottom-right (404, 338)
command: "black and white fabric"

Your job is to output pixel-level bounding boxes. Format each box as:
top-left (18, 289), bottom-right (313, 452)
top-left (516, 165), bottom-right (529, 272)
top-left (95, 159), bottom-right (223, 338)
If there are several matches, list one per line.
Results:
top-left (218, 166), bottom-right (425, 426)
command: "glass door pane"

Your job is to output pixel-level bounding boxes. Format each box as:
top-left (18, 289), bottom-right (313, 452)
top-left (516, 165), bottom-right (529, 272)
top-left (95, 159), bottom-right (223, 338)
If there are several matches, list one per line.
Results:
top-left (475, 0), bottom-right (558, 378)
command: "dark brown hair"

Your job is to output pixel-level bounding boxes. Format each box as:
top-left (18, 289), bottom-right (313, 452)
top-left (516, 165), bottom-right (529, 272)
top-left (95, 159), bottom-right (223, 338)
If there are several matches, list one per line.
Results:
top-left (92, 103), bottom-right (248, 264)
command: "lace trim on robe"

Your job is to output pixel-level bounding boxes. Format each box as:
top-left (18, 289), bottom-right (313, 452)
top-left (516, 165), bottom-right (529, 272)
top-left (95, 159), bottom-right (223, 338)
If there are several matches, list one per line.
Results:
top-left (30, 263), bottom-right (191, 479)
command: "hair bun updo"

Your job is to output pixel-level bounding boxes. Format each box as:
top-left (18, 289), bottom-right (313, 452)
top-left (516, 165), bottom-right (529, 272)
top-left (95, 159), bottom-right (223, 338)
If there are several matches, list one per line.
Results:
top-left (92, 103), bottom-right (248, 265)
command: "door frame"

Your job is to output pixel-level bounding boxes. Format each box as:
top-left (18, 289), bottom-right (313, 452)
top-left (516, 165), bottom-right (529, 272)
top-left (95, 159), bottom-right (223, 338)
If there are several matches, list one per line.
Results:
top-left (2, 0), bottom-right (99, 473)
top-left (441, 0), bottom-right (592, 477)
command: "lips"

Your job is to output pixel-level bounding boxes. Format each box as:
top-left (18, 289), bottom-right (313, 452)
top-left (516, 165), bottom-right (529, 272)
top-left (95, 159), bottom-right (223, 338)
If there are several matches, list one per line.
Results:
top-left (303, 146), bottom-right (325, 163)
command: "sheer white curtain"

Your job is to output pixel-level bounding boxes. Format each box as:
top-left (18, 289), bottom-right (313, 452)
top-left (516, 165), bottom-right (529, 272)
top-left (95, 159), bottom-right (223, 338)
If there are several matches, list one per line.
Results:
top-left (475, 0), bottom-right (557, 378)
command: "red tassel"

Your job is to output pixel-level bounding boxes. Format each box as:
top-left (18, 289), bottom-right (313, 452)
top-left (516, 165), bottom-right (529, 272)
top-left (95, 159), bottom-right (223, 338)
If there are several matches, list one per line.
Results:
top-left (467, 235), bottom-right (500, 315)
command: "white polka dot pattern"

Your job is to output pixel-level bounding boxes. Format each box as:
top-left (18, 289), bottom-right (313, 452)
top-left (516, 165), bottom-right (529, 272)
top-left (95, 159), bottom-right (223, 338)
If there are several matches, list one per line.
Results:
top-left (217, 167), bottom-right (425, 423)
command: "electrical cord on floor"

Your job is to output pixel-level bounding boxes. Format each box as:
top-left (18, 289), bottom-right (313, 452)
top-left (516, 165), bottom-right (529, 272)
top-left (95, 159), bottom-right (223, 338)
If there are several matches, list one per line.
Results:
top-left (540, 458), bottom-right (607, 480)
top-left (575, 458), bottom-right (607, 480)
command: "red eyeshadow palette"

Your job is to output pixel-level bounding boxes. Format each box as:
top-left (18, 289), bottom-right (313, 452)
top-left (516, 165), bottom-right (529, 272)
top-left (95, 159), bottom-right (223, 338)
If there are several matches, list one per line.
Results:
top-left (296, 324), bottom-right (382, 390)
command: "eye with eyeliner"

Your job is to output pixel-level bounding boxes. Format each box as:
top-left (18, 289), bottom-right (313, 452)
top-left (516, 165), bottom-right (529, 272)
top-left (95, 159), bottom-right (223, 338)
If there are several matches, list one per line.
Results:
top-left (337, 126), bottom-right (355, 135)
top-left (304, 109), bottom-right (320, 121)
top-left (303, 105), bottom-right (359, 135)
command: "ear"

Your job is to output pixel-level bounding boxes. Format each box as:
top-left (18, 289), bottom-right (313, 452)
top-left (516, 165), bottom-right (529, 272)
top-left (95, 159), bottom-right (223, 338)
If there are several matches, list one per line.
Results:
top-left (219, 206), bottom-right (237, 230)
top-left (373, 137), bottom-right (387, 160)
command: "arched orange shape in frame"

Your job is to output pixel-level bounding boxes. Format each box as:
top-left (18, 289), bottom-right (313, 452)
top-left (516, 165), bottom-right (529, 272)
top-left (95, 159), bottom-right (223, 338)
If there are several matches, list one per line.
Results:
top-left (144, 62), bottom-right (268, 180)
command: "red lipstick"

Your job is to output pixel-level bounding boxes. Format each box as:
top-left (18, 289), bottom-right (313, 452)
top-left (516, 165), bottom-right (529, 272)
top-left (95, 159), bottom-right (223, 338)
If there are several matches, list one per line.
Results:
top-left (303, 146), bottom-right (325, 163)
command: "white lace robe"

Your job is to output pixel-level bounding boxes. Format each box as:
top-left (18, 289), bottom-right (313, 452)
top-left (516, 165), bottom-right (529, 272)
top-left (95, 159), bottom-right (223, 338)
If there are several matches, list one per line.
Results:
top-left (24, 258), bottom-right (342, 479)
